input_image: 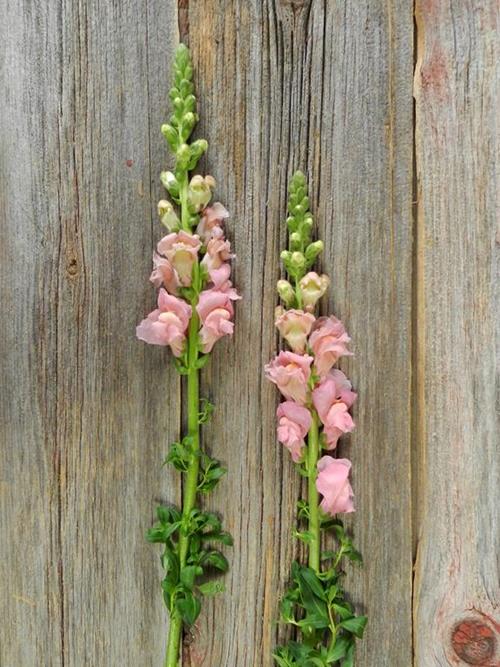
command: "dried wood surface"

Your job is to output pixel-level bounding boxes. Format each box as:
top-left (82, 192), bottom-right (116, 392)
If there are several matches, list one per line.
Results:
top-left (0, 1), bottom-right (496, 666)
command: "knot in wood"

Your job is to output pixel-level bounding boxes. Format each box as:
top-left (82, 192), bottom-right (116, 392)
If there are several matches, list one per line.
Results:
top-left (451, 619), bottom-right (497, 665)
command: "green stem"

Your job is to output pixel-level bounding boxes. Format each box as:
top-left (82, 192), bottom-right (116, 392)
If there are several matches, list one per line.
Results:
top-left (307, 411), bottom-right (320, 572)
top-left (164, 282), bottom-right (200, 667)
top-left (180, 172), bottom-right (190, 231)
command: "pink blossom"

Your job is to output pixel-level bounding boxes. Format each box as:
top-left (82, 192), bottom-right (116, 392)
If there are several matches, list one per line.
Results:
top-left (196, 287), bottom-right (240, 353)
top-left (196, 202), bottom-right (229, 243)
top-left (309, 315), bottom-right (352, 377)
top-left (136, 289), bottom-right (192, 356)
top-left (316, 457), bottom-right (355, 515)
top-left (312, 371), bottom-right (356, 448)
top-left (275, 308), bottom-right (315, 353)
top-left (265, 351), bottom-right (313, 405)
top-left (157, 231), bottom-right (201, 286)
top-left (149, 251), bottom-right (181, 294)
top-left (276, 401), bottom-right (312, 462)
top-left (208, 263), bottom-right (232, 290)
top-left (201, 238), bottom-right (233, 272)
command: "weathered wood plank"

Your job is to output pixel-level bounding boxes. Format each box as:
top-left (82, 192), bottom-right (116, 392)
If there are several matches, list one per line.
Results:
top-left (185, 2), bottom-right (414, 665)
top-left (413, 1), bottom-right (499, 664)
top-left (1, 1), bottom-right (181, 665)
top-left (1, 2), bottom-right (65, 664)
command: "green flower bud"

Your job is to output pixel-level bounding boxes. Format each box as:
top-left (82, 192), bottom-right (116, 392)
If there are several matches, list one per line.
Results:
top-left (161, 123), bottom-right (178, 150)
top-left (290, 232), bottom-right (302, 251)
top-left (187, 139), bottom-right (209, 170)
top-left (176, 143), bottom-right (191, 169)
top-left (158, 200), bottom-right (180, 231)
top-left (305, 240), bottom-right (324, 264)
top-left (280, 250), bottom-right (292, 263)
top-left (290, 251), bottom-right (306, 273)
top-left (277, 279), bottom-right (295, 306)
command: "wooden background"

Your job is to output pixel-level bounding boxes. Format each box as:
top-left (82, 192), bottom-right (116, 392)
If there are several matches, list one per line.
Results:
top-left (1, 1), bottom-right (498, 666)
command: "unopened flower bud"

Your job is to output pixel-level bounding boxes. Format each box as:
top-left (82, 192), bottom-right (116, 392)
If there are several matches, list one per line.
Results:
top-left (187, 175), bottom-right (214, 212)
top-left (176, 143), bottom-right (191, 168)
top-left (277, 280), bottom-right (295, 306)
top-left (161, 124), bottom-right (178, 150)
top-left (290, 251), bottom-right (306, 273)
top-left (158, 200), bottom-right (180, 231)
top-left (290, 232), bottom-right (302, 250)
top-left (305, 240), bottom-right (324, 264)
top-left (299, 272), bottom-right (330, 311)
top-left (160, 171), bottom-right (179, 197)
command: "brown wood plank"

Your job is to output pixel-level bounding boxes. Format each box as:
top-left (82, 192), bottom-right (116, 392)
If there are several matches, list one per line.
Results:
top-left (1, 1), bottom-right (181, 665)
top-left (413, 0), bottom-right (499, 664)
top-left (185, 1), bottom-right (414, 665)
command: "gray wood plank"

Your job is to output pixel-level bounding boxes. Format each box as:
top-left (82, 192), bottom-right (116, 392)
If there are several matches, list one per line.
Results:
top-left (1, 2), bottom-right (65, 664)
top-left (413, 1), bottom-right (499, 665)
top-left (183, 2), bottom-right (414, 665)
top-left (1, 1), bottom-right (181, 665)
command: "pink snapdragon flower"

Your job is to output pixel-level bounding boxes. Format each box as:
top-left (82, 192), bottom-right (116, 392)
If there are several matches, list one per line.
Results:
top-left (157, 231), bottom-right (201, 286)
top-left (276, 401), bottom-right (312, 462)
top-left (208, 263), bottom-right (232, 290)
top-left (316, 457), bottom-right (355, 515)
top-left (275, 308), bottom-right (315, 354)
top-left (309, 315), bottom-right (352, 377)
top-left (196, 284), bottom-right (240, 353)
top-left (136, 288), bottom-right (192, 356)
top-left (149, 251), bottom-right (181, 294)
top-left (312, 370), bottom-right (356, 448)
top-left (196, 202), bottom-right (229, 243)
top-left (265, 351), bottom-right (313, 405)
top-left (201, 238), bottom-right (233, 272)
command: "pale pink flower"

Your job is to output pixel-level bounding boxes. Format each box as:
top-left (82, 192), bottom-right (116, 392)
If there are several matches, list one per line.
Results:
top-left (312, 371), bottom-right (356, 448)
top-left (309, 315), bottom-right (352, 377)
top-left (265, 351), bottom-right (313, 405)
top-left (196, 202), bottom-right (229, 243)
top-left (316, 457), bottom-right (355, 515)
top-left (136, 289), bottom-right (192, 356)
top-left (157, 231), bottom-right (201, 286)
top-left (275, 308), bottom-right (315, 354)
top-left (149, 251), bottom-right (181, 294)
top-left (196, 287), bottom-right (240, 353)
top-left (276, 401), bottom-right (312, 462)
top-left (208, 263), bottom-right (232, 290)
top-left (201, 238), bottom-right (233, 272)
top-left (299, 272), bottom-right (330, 312)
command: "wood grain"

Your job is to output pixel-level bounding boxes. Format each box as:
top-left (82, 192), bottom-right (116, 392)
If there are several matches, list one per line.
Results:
top-left (413, 1), bottom-right (499, 665)
top-left (185, 1), bottom-right (414, 665)
top-left (1, 0), bottom-right (497, 666)
top-left (1, 1), bottom-right (180, 665)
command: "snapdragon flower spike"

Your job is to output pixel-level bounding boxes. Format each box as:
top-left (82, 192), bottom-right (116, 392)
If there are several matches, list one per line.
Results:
top-left (266, 172), bottom-right (366, 666)
top-left (136, 44), bottom-right (239, 667)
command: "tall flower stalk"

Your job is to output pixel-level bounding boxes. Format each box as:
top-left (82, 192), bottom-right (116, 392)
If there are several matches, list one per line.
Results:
top-left (137, 44), bottom-right (239, 667)
top-left (266, 172), bottom-right (367, 666)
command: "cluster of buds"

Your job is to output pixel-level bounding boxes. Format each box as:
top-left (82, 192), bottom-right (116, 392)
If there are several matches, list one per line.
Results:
top-left (265, 171), bottom-right (356, 515)
top-left (136, 46), bottom-right (240, 363)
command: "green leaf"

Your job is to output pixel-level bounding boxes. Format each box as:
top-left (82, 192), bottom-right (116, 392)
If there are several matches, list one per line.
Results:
top-left (339, 615), bottom-right (368, 639)
top-left (327, 635), bottom-right (351, 662)
top-left (332, 603), bottom-right (353, 621)
top-left (340, 642), bottom-right (354, 667)
top-left (198, 581), bottom-right (225, 596)
top-left (176, 591), bottom-right (201, 626)
top-left (203, 550), bottom-right (229, 572)
top-left (300, 567), bottom-right (327, 601)
top-left (180, 565), bottom-right (201, 590)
